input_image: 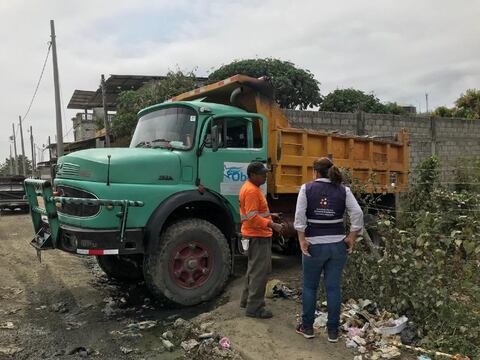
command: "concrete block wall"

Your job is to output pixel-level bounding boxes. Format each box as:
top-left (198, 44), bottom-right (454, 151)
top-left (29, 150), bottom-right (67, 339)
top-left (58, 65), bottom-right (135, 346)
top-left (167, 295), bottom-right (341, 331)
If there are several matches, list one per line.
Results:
top-left (283, 109), bottom-right (480, 182)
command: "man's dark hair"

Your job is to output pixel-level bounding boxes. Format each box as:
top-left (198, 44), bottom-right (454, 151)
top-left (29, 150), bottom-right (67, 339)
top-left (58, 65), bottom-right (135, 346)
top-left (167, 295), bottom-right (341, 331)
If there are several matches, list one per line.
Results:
top-left (247, 161), bottom-right (268, 177)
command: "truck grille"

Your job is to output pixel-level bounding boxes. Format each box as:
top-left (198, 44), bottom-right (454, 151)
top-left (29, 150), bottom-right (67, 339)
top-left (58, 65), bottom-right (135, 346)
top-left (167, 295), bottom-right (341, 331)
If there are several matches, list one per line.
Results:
top-left (57, 163), bottom-right (80, 177)
top-left (56, 185), bottom-right (100, 217)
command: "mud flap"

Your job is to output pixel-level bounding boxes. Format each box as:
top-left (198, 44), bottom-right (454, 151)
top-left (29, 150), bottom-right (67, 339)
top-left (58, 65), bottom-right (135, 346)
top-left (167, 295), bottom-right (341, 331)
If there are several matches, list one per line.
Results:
top-left (24, 179), bottom-right (60, 262)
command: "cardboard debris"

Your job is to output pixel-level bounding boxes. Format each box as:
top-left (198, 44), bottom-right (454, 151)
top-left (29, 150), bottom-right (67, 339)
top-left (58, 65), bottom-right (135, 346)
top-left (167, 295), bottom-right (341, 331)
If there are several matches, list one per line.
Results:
top-left (0, 321), bottom-right (14, 329)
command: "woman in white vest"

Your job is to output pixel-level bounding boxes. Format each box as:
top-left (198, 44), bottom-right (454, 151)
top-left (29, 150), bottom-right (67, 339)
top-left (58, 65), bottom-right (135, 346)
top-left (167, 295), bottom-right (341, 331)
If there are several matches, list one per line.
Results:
top-left (294, 157), bottom-right (363, 342)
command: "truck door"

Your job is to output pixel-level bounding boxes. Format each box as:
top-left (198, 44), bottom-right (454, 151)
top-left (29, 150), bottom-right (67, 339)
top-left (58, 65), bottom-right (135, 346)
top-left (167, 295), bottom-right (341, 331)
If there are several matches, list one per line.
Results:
top-left (198, 114), bottom-right (268, 212)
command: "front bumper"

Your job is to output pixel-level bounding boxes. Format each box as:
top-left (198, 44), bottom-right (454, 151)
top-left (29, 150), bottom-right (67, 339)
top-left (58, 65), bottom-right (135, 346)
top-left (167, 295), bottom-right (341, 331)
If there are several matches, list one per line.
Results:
top-left (59, 224), bottom-right (145, 255)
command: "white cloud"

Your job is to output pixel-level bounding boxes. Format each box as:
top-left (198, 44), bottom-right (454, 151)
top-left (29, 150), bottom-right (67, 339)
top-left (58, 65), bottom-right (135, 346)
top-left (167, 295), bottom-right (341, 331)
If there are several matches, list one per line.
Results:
top-left (1, 0), bottom-right (479, 161)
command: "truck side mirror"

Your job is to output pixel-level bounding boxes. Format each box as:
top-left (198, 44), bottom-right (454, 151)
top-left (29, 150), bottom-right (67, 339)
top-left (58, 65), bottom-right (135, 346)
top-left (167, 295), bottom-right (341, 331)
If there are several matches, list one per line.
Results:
top-left (211, 125), bottom-right (220, 152)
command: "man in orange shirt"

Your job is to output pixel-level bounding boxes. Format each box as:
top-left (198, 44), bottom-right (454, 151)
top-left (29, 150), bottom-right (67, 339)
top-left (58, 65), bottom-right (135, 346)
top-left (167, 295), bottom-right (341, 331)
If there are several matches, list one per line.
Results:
top-left (239, 161), bottom-right (284, 318)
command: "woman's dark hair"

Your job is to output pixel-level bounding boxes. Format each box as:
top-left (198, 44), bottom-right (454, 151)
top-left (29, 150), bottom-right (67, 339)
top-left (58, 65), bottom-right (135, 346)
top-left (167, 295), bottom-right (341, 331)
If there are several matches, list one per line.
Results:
top-left (313, 157), bottom-right (343, 185)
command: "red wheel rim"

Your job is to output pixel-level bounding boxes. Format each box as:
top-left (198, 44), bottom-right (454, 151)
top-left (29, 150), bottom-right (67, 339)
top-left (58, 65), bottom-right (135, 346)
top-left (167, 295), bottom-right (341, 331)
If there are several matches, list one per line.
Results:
top-left (168, 240), bottom-right (214, 289)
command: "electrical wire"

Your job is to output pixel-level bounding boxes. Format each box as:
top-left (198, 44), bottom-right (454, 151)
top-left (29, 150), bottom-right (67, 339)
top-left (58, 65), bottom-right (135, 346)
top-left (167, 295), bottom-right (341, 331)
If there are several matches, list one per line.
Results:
top-left (22, 42), bottom-right (52, 125)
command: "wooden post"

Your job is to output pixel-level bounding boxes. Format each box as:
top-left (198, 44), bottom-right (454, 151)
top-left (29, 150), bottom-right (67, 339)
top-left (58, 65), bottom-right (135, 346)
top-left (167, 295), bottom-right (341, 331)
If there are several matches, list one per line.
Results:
top-left (101, 74), bottom-right (111, 147)
top-left (19, 116), bottom-right (27, 175)
top-left (51, 20), bottom-right (64, 157)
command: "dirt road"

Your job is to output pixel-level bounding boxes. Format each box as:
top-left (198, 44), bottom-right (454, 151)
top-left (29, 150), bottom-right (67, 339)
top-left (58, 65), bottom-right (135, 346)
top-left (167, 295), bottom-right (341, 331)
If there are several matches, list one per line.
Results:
top-left (0, 213), bottom-right (355, 359)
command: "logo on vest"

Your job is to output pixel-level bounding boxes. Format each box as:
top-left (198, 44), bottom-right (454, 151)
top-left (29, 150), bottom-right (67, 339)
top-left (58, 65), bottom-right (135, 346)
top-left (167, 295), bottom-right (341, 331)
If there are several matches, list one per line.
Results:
top-left (319, 196), bottom-right (328, 208)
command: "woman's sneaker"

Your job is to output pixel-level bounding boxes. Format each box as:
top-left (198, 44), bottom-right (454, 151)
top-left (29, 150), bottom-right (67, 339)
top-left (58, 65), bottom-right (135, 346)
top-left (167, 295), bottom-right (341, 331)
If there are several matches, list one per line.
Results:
top-left (327, 329), bottom-right (339, 343)
top-left (296, 324), bottom-right (315, 339)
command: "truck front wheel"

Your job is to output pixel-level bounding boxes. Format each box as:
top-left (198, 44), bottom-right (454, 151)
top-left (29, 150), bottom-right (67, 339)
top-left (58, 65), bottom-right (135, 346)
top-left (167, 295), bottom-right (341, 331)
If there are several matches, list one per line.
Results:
top-left (144, 218), bottom-right (231, 306)
top-left (96, 255), bottom-right (144, 282)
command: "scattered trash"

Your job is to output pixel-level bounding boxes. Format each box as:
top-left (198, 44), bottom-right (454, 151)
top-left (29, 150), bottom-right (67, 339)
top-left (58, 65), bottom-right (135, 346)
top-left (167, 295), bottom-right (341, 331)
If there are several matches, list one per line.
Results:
top-left (181, 339), bottom-right (200, 351)
top-left (313, 312), bottom-right (328, 329)
top-left (346, 339), bottom-right (358, 348)
top-left (200, 321), bottom-right (215, 331)
top-left (66, 346), bottom-right (93, 357)
top-left (265, 279), bottom-right (283, 298)
top-left (102, 298), bottom-right (117, 317)
top-left (376, 316), bottom-right (408, 336)
top-left (391, 341), bottom-right (471, 360)
top-left (120, 346), bottom-right (133, 354)
top-left (199, 332), bottom-right (214, 339)
top-left (174, 317), bottom-right (189, 328)
top-left (348, 326), bottom-right (364, 338)
top-left (66, 320), bottom-right (87, 330)
top-left (265, 279), bottom-right (299, 299)
top-left (110, 329), bottom-right (143, 339)
top-left (352, 335), bottom-right (367, 346)
top-left (162, 339), bottom-right (175, 352)
top-left (0, 346), bottom-right (23, 355)
top-left (35, 305), bottom-right (47, 311)
top-left (379, 345), bottom-right (401, 359)
top-left (0, 321), bottom-right (14, 329)
top-left (51, 302), bottom-right (69, 313)
top-left (0, 287), bottom-right (24, 300)
top-left (417, 356), bottom-right (432, 360)
top-left (219, 337), bottom-right (231, 349)
top-left (162, 330), bottom-right (173, 339)
top-left (127, 320), bottom-right (157, 330)
top-left (400, 322), bottom-right (420, 345)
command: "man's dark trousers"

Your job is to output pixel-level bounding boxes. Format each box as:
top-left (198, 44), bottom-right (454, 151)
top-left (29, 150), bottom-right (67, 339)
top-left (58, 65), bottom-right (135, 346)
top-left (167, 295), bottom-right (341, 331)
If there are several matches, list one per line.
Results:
top-left (240, 237), bottom-right (272, 314)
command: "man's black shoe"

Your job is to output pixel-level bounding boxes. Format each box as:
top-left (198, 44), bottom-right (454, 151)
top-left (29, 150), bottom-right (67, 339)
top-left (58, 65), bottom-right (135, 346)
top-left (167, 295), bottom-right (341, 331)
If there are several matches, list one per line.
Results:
top-left (327, 329), bottom-right (339, 343)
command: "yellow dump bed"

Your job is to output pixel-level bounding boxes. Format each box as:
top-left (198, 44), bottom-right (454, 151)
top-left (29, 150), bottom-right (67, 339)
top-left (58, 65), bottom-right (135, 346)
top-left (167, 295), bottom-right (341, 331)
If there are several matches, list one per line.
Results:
top-left (169, 75), bottom-right (409, 194)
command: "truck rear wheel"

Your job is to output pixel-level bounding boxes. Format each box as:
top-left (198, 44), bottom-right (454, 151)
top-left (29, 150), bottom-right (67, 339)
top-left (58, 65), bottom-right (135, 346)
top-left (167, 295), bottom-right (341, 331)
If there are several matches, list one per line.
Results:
top-left (96, 255), bottom-right (144, 282)
top-left (144, 218), bottom-right (231, 306)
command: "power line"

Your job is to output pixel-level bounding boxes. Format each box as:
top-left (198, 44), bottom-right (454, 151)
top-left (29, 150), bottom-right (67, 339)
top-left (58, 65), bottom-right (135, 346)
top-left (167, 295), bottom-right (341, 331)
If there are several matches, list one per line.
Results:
top-left (22, 42), bottom-right (52, 125)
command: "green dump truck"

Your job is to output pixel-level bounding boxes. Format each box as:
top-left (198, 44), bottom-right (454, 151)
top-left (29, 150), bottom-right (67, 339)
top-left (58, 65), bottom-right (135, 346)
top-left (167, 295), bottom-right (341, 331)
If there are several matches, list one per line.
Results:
top-left (25, 75), bottom-right (409, 306)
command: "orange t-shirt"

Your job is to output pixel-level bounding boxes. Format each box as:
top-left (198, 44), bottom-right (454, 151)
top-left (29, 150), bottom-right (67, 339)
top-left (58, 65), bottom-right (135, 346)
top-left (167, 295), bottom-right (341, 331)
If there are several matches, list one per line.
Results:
top-left (239, 180), bottom-right (273, 237)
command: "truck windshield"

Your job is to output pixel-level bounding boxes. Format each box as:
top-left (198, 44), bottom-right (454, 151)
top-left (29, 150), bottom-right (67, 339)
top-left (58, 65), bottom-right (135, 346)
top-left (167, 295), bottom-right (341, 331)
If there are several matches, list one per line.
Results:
top-left (130, 106), bottom-right (197, 150)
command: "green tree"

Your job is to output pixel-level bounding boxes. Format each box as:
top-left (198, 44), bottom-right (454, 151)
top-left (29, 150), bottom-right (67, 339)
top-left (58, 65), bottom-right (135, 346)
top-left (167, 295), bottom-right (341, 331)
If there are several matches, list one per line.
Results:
top-left (433, 106), bottom-right (454, 117)
top-left (433, 89), bottom-right (480, 119)
top-left (208, 58), bottom-right (321, 110)
top-left (454, 89), bottom-right (480, 119)
top-left (320, 88), bottom-right (388, 113)
top-left (111, 70), bottom-right (199, 138)
top-left (0, 155), bottom-right (32, 176)
top-left (384, 102), bottom-right (407, 115)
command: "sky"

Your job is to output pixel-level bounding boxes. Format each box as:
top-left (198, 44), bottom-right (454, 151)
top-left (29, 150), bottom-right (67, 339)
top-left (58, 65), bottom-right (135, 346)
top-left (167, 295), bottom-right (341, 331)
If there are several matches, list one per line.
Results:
top-left (1, 0), bottom-right (479, 164)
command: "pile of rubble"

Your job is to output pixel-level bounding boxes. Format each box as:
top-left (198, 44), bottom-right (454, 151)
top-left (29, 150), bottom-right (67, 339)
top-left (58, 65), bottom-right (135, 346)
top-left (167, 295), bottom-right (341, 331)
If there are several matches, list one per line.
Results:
top-left (313, 299), bottom-right (470, 360)
top-left (168, 317), bottom-right (242, 360)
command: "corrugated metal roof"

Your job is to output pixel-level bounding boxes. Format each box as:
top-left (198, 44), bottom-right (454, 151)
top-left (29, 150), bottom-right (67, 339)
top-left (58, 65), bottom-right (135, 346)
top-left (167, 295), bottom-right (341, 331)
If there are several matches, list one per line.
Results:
top-left (67, 74), bottom-right (208, 110)
top-left (67, 90), bottom-right (97, 109)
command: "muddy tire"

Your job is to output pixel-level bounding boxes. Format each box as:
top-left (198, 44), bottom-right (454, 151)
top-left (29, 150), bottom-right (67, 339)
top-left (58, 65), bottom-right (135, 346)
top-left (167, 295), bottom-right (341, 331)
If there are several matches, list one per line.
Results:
top-left (96, 255), bottom-right (144, 282)
top-left (144, 218), bottom-right (231, 306)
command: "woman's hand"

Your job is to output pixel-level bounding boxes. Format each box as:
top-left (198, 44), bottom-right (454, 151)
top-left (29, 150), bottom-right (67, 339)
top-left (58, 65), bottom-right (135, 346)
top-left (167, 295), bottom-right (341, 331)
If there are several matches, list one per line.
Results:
top-left (299, 239), bottom-right (311, 256)
top-left (344, 231), bottom-right (360, 254)
top-left (297, 231), bottom-right (311, 257)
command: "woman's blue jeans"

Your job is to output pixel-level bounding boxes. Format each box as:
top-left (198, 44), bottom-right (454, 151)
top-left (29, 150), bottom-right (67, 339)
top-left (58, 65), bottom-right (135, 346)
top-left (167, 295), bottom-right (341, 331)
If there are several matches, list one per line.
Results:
top-left (301, 241), bottom-right (348, 331)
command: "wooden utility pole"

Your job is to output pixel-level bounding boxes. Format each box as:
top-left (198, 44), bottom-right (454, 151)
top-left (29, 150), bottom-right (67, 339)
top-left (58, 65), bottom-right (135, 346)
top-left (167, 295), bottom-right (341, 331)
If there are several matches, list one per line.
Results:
top-left (48, 136), bottom-right (54, 180)
top-left (9, 144), bottom-right (13, 175)
top-left (30, 126), bottom-right (35, 176)
top-left (50, 20), bottom-right (64, 157)
top-left (12, 123), bottom-right (18, 175)
top-left (48, 136), bottom-right (52, 161)
top-left (101, 74), bottom-right (111, 147)
top-left (19, 116), bottom-right (27, 176)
